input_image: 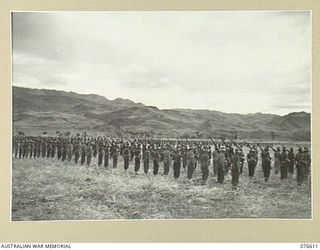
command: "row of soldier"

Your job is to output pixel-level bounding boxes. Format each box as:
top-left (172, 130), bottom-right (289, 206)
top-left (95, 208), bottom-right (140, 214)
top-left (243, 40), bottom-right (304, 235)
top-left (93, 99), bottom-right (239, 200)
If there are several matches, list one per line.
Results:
top-left (12, 136), bottom-right (311, 188)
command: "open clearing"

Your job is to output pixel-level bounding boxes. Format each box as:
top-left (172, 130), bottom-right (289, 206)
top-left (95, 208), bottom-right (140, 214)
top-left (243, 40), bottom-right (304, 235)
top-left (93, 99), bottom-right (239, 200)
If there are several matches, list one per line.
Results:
top-left (12, 156), bottom-right (311, 220)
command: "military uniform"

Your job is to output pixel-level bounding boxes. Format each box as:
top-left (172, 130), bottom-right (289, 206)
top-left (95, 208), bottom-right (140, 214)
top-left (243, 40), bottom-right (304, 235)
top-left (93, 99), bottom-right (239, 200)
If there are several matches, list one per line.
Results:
top-left (186, 148), bottom-right (195, 179)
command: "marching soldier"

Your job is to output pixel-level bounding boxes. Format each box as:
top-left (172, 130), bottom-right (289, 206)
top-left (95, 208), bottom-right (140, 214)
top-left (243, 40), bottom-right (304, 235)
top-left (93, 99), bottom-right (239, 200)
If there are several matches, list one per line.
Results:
top-left (304, 147), bottom-right (311, 178)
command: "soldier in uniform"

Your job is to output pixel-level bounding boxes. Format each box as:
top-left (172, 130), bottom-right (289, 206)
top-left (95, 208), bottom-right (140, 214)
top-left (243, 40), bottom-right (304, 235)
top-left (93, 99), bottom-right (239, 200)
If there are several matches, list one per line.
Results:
top-left (186, 146), bottom-right (195, 180)
top-left (61, 142), bottom-right (67, 162)
top-left (104, 145), bottom-right (110, 168)
top-left (80, 142), bottom-right (86, 165)
top-left (162, 145), bottom-right (171, 175)
top-left (231, 148), bottom-right (240, 189)
top-left (86, 143), bottom-right (92, 166)
top-left (280, 147), bottom-right (288, 180)
top-left (46, 141), bottom-right (51, 158)
top-left (247, 149), bottom-right (257, 177)
top-left (152, 147), bottom-right (160, 175)
top-left (288, 148), bottom-right (295, 175)
top-left (57, 142), bottom-right (62, 160)
top-left (212, 149), bottom-right (218, 175)
top-left (123, 143), bottom-right (130, 171)
top-left (50, 142), bottom-right (56, 158)
top-left (73, 141), bottom-right (80, 164)
top-left (97, 144), bottom-right (104, 167)
top-left (200, 146), bottom-right (210, 184)
top-left (239, 148), bottom-right (245, 174)
top-left (216, 147), bottom-right (226, 184)
top-left (173, 147), bottom-right (181, 179)
top-left (274, 147), bottom-right (281, 175)
top-left (261, 146), bottom-right (272, 182)
top-left (134, 145), bottom-right (141, 173)
top-left (181, 147), bottom-right (187, 169)
top-left (18, 139), bottom-right (23, 159)
top-left (143, 145), bottom-right (150, 174)
top-left (41, 140), bottom-right (46, 158)
top-left (295, 148), bottom-right (304, 186)
top-left (112, 147), bottom-right (118, 168)
top-left (66, 141), bottom-right (72, 161)
top-left (303, 147), bottom-right (311, 178)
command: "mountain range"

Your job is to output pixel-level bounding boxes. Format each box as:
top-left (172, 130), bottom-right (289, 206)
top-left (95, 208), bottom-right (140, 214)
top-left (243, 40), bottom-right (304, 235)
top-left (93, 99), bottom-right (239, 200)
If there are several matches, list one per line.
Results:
top-left (12, 86), bottom-right (311, 141)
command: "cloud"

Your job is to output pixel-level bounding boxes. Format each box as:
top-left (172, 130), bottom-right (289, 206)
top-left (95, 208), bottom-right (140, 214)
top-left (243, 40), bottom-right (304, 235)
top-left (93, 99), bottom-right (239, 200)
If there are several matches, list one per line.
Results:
top-left (12, 11), bottom-right (311, 115)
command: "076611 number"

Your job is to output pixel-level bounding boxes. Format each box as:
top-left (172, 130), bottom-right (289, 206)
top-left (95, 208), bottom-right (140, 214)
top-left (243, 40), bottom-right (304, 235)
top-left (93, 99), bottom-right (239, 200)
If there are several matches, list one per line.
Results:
top-left (300, 244), bottom-right (318, 248)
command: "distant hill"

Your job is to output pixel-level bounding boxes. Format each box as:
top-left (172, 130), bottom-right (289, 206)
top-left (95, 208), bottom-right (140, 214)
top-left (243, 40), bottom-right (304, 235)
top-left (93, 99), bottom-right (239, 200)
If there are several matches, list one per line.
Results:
top-left (12, 86), bottom-right (311, 141)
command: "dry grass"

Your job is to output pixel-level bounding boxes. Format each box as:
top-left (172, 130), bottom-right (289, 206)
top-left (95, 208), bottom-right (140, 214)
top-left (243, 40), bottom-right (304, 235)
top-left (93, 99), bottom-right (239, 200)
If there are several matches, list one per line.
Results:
top-left (12, 155), bottom-right (311, 221)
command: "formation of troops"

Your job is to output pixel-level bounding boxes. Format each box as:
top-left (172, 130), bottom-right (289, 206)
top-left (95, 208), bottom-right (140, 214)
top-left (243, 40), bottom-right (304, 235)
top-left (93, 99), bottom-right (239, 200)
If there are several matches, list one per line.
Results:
top-left (12, 135), bottom-right (311, 189)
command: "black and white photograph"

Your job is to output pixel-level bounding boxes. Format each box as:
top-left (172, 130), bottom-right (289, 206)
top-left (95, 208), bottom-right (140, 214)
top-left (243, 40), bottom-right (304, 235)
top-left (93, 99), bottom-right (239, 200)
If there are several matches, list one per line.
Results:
top-left (11, 11), bottom-right (311, 221)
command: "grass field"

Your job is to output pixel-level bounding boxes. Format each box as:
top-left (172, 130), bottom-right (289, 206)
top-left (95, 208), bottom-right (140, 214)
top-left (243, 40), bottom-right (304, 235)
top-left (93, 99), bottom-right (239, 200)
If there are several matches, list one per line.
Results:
top-left (12, 154), bottom-right (311, 221)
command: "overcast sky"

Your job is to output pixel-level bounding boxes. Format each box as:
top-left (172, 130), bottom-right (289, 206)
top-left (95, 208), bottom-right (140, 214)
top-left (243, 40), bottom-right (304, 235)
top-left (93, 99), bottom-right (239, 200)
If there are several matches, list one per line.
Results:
top-left (12, 11), bottom-right (311, 115)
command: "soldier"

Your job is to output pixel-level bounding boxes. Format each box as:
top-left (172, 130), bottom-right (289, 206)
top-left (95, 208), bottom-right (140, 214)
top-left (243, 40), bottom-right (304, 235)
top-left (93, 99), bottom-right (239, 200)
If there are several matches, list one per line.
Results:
top-left (247, 149), bottom-right (257, 177)
top-left (231, 148), bottom-right (240, 189)
top-left (239, 148), bottom-right (245, 174)
top-left (186, 146), bottom-right (195, 180)
top-left (181, 147), bottom-right (187, 169)
top-left (173, 147), bottom-right (182, 179)
top-left (50, 142), bottom-right (56, 158)
top-left (295, 148), bottom-right (304, 186)
top-left (66, 141), bottom-right (72, 161)
top-left (134, 145), bottom-right (141, 173)
top-left (104, 145), bottom-right (110, 168)
top-left (123, 143), bottom-right (130, 171)
top-left (97, 144), bottom-right (104, 167)
top-left (41, 140), bottom-right (46, 158)
top-left (152, 147), bottom-right (160, 175)
top-left (274, 147), bottom-right (281, 175)
top-left (216, 147), bottom-right (226, 184)
top-left (303, 147), bottom-right (311, 178)
top-left (19, 140), bottom-right (24, 159)
top-left (61, 142), bottom-right (67, 162)
top-left (200, 146), bottom-right (210, 184)
top-left (261, 146), bottom-right (272, 182)
top-left (46, 141), bottom-right (51, 158)
top-left (280, 147), bottom-right (288, 180)
top-left (162, 145), bottom-right (171, 175)
top-left (212, 149), bottom-right (218, 175)
top-left (86, 144), bottom-right (92, 166)
top-left (80, 142), bottom-right (86, 165)
top-left (29, 140), bottom-right (34, 158)
top-left (288, 148), bottom-right (295, 175)
top-left (112, 147), bottom-right (118, 168)
top-left (57, 142), bottom-right (62, 160)
top-left (73, 141), bottom-right (80, 164)
top-left (143, 145), bottom-right (150, 174)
